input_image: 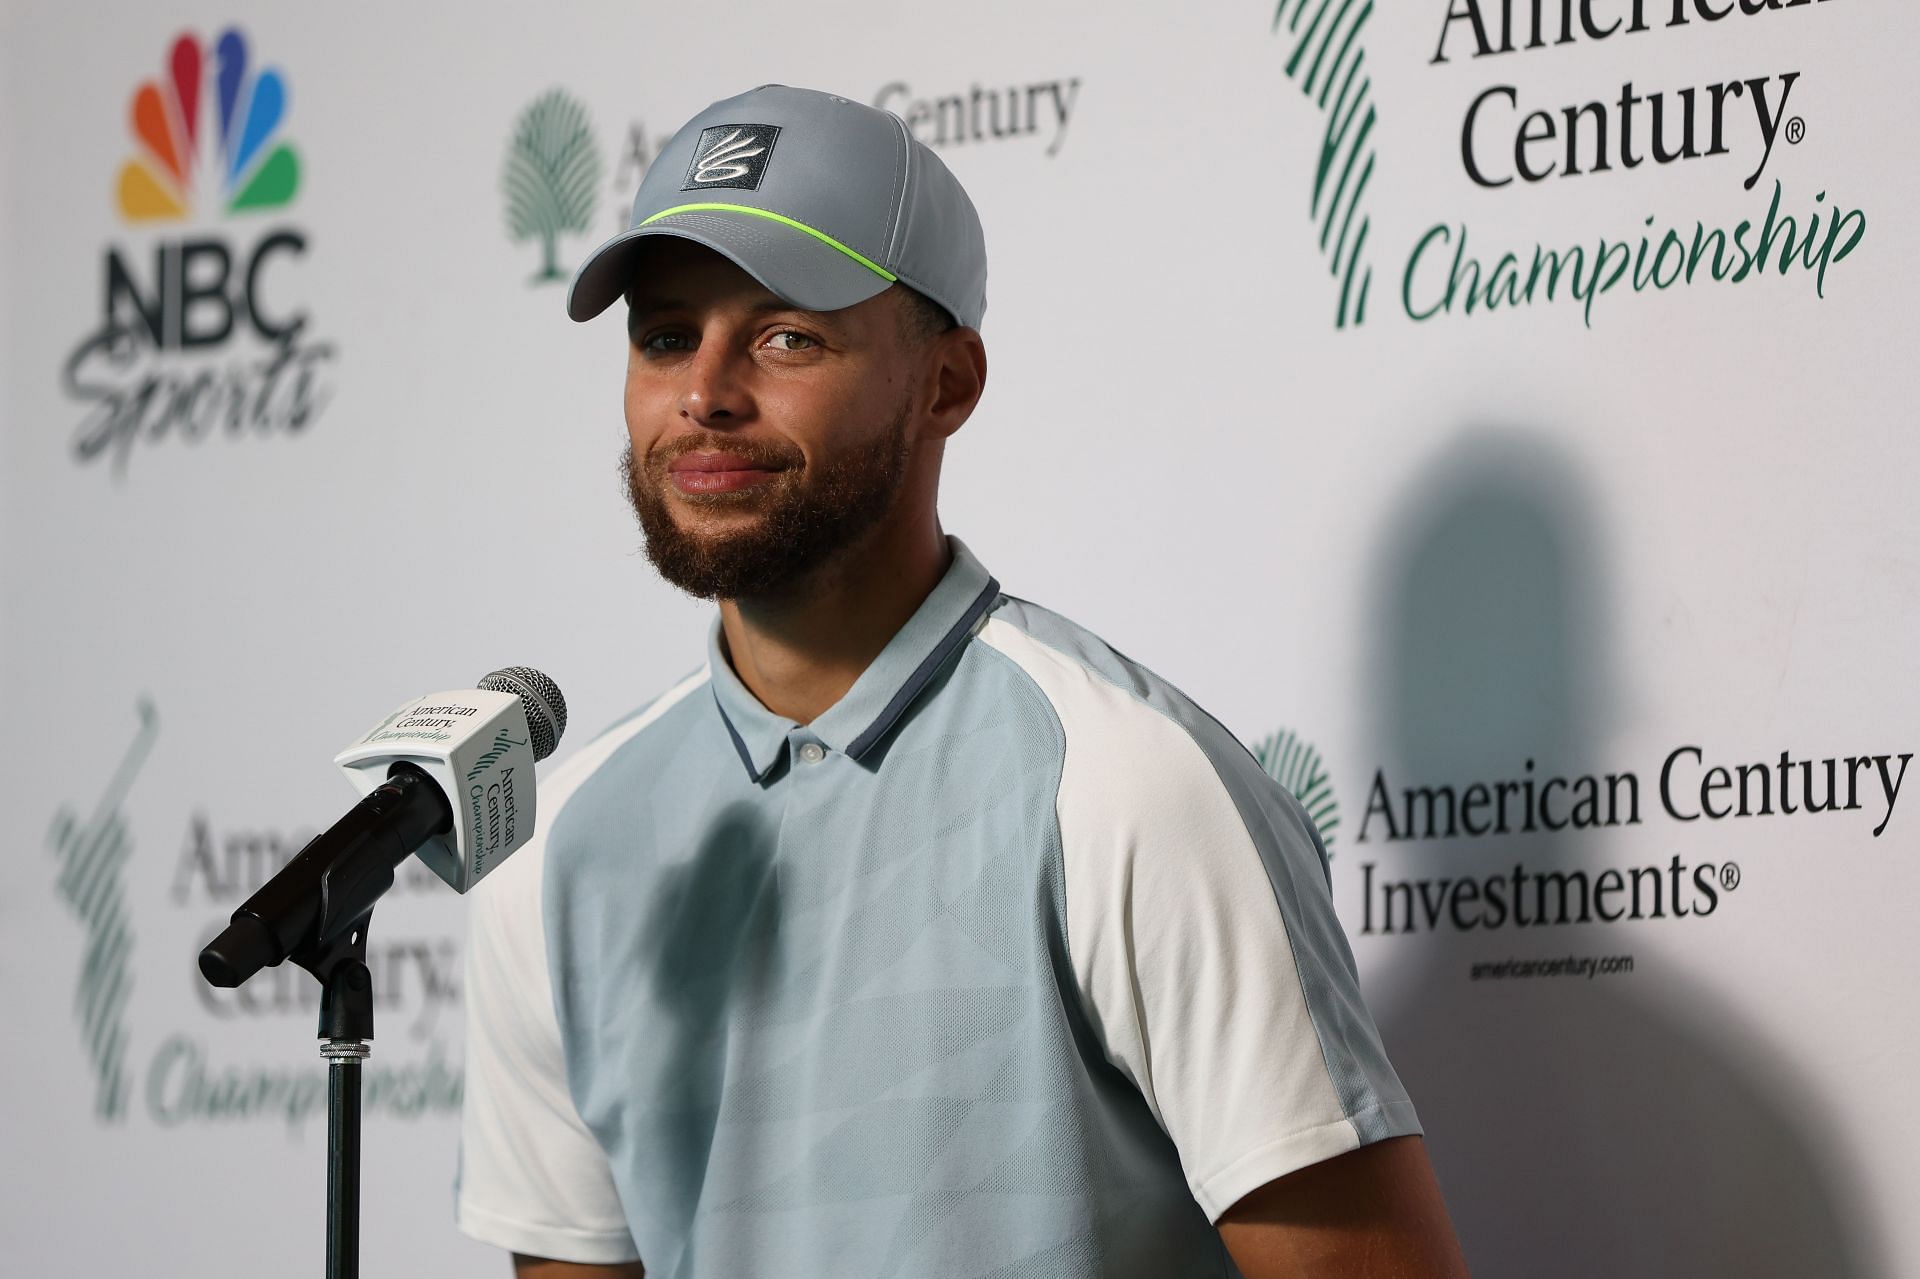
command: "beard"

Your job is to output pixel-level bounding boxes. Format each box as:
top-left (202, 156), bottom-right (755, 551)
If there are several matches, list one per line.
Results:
top-left (621, 398), bottom-right (913, 601)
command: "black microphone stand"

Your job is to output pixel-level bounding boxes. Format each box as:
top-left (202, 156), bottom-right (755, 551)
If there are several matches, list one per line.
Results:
top-left (199, 672), bottom-right (565, 1278)
top-left (202, 764), bottom-right (452, 1279)
top-left (292, 915), bottom-right (377, 1279)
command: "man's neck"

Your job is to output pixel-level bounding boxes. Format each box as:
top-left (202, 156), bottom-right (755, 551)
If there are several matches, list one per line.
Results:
top-left (718, 519), bottom-right (951, 725)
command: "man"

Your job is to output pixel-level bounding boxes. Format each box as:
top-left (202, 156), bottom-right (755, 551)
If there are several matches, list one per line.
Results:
top-left (457, 84), bottom-right (1469, 1278)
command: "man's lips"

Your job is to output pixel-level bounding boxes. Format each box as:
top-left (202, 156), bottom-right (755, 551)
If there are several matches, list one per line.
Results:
top-left (665, 451), bottom-right (785, 494)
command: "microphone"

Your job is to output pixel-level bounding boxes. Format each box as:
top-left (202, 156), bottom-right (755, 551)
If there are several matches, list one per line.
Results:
top-left (198, 667), bottom-right (567, 989)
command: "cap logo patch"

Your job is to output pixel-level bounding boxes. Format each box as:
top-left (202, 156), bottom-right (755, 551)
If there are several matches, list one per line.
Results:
top-left (683, 124), bottom-right (780, 191)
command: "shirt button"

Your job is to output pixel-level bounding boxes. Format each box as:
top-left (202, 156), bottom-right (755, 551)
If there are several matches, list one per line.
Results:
top-left (798, 741), bottom-right (826, 764)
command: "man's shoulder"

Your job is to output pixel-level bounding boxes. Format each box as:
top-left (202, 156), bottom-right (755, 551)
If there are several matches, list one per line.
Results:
top-left (976, 593), bottom-right (1323, 850)
top-left (978, 595), bottom-right (1333, 900)
top-left (976, 595), bottom-right (1240, 763)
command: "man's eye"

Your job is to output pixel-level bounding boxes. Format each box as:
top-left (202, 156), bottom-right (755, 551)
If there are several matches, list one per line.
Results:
top-left (767, 331), bottom-right (818, 351)
top-left (639, 331), bottom-right (691, 353)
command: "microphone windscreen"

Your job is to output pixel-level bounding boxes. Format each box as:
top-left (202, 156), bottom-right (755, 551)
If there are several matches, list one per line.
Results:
top-left (477, 667), bottom-right (568, 762)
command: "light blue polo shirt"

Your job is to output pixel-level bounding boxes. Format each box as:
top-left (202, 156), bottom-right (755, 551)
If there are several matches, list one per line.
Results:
top-left (457, 537), bottom-right (1418, 1278)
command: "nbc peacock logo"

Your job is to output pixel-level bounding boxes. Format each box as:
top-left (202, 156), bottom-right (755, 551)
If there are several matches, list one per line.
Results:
top-left (116, 30), bottom-right (300, 223)
top-left (61, 25), bottom-right (336, 481)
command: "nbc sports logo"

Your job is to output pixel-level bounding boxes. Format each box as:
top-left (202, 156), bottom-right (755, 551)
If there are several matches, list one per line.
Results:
top-left (61, 22), bottom-right (333, 477)
top-left (116, 29), bottom-right (299, 221)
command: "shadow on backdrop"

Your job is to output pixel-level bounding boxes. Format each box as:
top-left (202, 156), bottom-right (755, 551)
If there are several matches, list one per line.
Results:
top-left (1361, 430), bottom-right (1882, 1279)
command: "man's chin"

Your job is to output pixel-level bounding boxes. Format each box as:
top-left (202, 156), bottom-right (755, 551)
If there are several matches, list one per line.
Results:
top-left (664, 485), bottom-right (775, 514)
top-left (642, 532), bottom-right (813, 602)
top-left (656, 498), bottom-right (781, 550)
top-left (636, 501), bottom-right (795, 597)
top-left (618, 399), bottom-right (910, 601)
top-left (662, 527), bottom-right (779, 567)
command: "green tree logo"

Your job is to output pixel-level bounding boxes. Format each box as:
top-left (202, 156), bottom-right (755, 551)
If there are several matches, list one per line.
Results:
top-left (48, 699), bottom-right (157, 1123)
top-left (1252, 726), bottom-right (1340, 855)
top-left (502, 89), bottom-right (604, 284)
top-left (1272, 0), bottom-right (1380, 329)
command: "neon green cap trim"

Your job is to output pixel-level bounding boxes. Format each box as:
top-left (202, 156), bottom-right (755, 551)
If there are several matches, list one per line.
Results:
top-left (640, 203), bottom-right (897, 283)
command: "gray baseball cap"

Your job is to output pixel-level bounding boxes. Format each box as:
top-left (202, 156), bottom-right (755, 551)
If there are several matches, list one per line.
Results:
top-left (567, 84), bottom-right (987, 328)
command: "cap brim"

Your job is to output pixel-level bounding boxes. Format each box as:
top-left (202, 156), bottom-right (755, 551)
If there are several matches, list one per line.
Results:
top-left (566, 208), bottom-right (895, 323)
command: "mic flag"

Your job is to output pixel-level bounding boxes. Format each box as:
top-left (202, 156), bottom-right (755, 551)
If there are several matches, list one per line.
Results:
top-left (334, 666), bottom-right (567, 895)
top-left (197, 667), bottom-right (566, 989)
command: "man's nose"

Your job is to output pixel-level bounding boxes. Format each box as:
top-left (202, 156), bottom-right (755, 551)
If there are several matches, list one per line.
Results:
top-left (680, 339), bottom-right (751, 427)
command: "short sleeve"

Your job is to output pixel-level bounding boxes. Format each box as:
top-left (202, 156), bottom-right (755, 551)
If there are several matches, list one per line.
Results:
top-left (979, 620), bottom-right (1421, 1222)
top-left (456, 758), bottom-right (641, 1265)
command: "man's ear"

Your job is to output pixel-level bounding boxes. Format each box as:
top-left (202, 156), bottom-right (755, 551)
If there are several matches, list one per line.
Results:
top-left (925, 328), bottom-right (987, 440)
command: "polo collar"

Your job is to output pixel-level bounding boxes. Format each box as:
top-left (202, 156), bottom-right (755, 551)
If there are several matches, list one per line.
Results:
top-left (707, 536), bottom-right (1000, 783)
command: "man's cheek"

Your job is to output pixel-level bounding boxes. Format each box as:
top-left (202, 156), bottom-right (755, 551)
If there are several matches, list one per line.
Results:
top-left (623, 379), bottom-right (673, 433)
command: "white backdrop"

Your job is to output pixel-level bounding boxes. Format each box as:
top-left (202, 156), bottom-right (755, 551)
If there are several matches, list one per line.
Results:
top-left (3, 1), bottom-right (1914, 1275)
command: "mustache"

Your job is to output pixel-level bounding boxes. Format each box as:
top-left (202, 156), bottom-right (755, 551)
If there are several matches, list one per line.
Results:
top-left (645, 431), bottom-right (804, 472)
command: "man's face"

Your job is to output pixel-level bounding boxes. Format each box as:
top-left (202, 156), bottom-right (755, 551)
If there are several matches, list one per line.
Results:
top-left (620, 238), bottom-right (929, 601)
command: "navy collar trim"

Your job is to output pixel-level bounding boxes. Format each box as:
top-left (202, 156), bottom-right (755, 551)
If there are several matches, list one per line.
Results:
top-left (844, 576), bottom-right (998, 760)
top-left (715, 688), bottom-right (771, 783)
top-left (705, 537), bottom-right (1000, 782)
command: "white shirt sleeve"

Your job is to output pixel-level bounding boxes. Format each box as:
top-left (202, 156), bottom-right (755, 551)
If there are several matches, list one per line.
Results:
top-left (455, 752), bottom-right (641, 1265)
top-left (980, 619), bottom-right (1419, 1223)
